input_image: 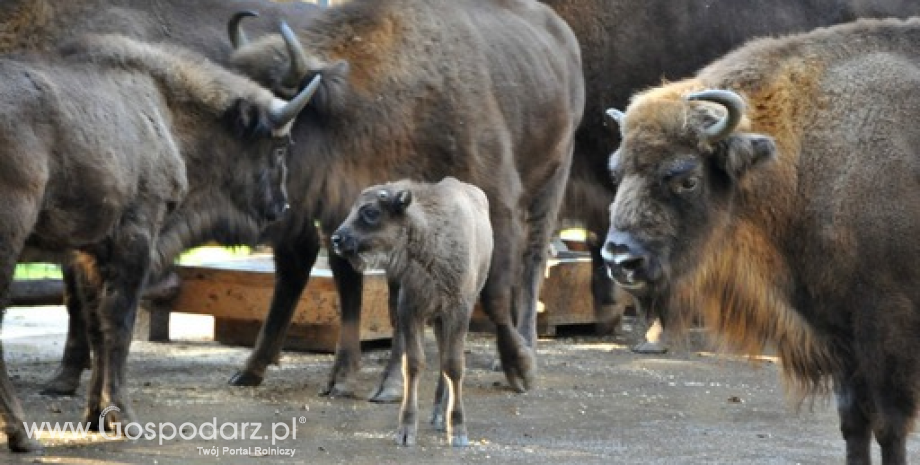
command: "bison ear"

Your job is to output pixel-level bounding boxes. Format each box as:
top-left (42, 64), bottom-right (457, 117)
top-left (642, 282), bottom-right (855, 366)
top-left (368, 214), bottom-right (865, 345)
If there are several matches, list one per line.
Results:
top-left (306, 60), bottom-right (350, 115)
top-left (226, 98), bottom-right (270, 140)
top-left (715, 134), bottom-right (776, 182)
top-left (394, 189), bottom-right (412, 213)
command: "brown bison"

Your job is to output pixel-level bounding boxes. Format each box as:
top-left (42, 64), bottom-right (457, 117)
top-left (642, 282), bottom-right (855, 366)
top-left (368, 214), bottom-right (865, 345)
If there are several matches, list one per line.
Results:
top-left (538, 0), bottom-right (920, 342)
top-left (603, 17), bottom-right (920, 465)
top-left (227, 0), bottom-right (583, 400)
top-left (0, 0), bottom-right (323, 397)
top-left (0, 34), bottom-right (316, 452)
top-left (332, 177), bottom-right (493, 447)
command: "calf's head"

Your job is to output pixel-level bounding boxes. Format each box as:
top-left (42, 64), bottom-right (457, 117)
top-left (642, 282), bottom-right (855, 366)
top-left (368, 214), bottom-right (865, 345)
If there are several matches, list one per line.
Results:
top-left (330, 184), bottom-right (413, 272)
top-left (602, 89), bottom-right (776, 297)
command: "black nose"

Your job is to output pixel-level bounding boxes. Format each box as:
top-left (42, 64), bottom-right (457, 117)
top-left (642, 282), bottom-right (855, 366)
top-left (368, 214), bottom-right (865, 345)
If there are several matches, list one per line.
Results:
top-left (330, 233), bottom-right (342, 248)
top-left (601, 230), bottom-right (653, 289)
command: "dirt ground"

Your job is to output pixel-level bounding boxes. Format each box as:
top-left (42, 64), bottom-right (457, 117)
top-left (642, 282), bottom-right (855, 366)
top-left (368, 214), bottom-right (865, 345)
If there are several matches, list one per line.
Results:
top-left (2, 306), bottom-right (919, 464)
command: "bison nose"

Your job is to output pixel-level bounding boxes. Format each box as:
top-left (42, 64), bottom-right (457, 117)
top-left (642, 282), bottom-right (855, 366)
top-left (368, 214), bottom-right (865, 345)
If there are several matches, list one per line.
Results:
top-left (602, 230), bottom-right (652, 291)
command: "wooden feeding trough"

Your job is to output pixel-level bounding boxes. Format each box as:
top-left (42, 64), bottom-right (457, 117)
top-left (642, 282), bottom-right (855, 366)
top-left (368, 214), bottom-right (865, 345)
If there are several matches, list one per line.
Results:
top-left (169, 254), bottom-right (392, 353)
top-left (153, 246), bottom-right (595, 352)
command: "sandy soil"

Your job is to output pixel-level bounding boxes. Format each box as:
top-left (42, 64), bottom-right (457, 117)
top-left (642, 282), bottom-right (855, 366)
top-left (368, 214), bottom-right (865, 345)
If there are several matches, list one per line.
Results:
top-left (1, 306), bottom-right (918, 464)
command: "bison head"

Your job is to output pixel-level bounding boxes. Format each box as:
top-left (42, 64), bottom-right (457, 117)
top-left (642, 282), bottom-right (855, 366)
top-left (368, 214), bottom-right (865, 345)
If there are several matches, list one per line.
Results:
top-left (330, 183), bottom-right (413, 273)
top-left (223, 72), bottom-right (322, 223)
top-left (228, 13), bottom-right (349, 109)
top-left (601, 89), bottom-right (777, 300)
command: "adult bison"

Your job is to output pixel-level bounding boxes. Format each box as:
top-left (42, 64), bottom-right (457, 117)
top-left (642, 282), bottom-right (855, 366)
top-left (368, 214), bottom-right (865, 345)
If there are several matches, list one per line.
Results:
top-left (0, 0), bottom-right (323, 397)
top-left (0, 34), bottom-right (316, 452)
top-left (603, 17), bottom-right (920, 465)
top-left (227, 0), bottom-right (583, 399)
top-left (538, 0), bottom-right (920, 341)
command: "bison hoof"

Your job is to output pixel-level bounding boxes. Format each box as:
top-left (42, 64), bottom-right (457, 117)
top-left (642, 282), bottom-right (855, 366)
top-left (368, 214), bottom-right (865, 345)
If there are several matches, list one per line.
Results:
top-left (450, 434), bottom-right (470, 448)
top-left (6, 430), bottom-right (43, 453)
top-left (39, 373), bottom-right (82, 397)
top-left (228, 371), bottom-right (264, 387)
top-left (395, 425), bottom-right (417, 446)
top-left (320, 383), bottom-right (355, 399)
top-left (430, 411), bottom-right (446, 431)
top-left (631, 341), bottom-right (668, 355)
top-left (368, 384), bottom-right (402, 403)
top-left (594, 315), bottom-right (622, 336)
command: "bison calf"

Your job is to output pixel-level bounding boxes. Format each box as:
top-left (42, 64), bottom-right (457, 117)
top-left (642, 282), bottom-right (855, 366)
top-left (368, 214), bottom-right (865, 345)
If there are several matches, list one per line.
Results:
top-left (331, 178), bottom-right (492, 447)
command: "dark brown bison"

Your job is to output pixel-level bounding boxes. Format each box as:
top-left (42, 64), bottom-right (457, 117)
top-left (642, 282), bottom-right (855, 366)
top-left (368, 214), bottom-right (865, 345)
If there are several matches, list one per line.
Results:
top-left (332, 177), bottom-right (493, 447)
top-left (0, 34), bottom-right (315, 452)
top-left (227, 0), bottom-right (583, 400)
top-left (538, 0), bottom-right (920, 342)
top-left (0, 0), bottom-right (323, 397)
top-left (603, 17), bottom-right (920, 465)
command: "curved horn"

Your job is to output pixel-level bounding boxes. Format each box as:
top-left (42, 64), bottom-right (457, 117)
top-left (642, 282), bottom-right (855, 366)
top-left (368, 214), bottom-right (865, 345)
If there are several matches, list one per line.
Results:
top-left (280, 21), bottom-right (310, 88)
top-left (605, 108), bottom-right (626, 127)
top-left (228, 10), bottom-right (259, 49)
top-left (269, 74), bottom-right (322, 127)
top-left (686, 89), bottom-right (744, 143)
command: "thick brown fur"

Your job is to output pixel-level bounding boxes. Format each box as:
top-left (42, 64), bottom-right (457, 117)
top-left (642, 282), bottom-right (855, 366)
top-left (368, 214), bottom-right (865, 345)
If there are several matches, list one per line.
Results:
top-left (536, 0), bottom-right (920, 335)
top-left (0, 35), bottom-right (306, 452)
top-left (606, 17), bottom-right (920, 464)
top-left (332, 177), bottom-right (492, 447)
top-left (228, 0), bottom-right (584, 399)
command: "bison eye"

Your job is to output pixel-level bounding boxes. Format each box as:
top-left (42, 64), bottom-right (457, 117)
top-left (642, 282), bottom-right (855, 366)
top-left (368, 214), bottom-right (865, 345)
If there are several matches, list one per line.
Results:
top-left (672, 175), bottom-right (700, 194)
top-left (360, 206), bottom-right (381, 225)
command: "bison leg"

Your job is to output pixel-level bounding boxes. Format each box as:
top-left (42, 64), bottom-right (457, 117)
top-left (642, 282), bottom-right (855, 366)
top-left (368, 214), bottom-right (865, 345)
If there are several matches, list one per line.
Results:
top-left (395, 295), bottom-right (423, 447)
top-left (834, 372), bottom-right (872, 465)
top-left (0, 338), bottom-right (41, 452)
top-left (481, 210), bottom-right (533, 393)
top-left (0, 201), bottom-right (44, 451)
top-left (369, 277), bottom-right (403, 403)
top-left (230, 226), bottom-right (321, 387)
top-left (41, 263), bottom-right (91, 396)
top-left (79, 227), bottom-right (152, 430)
top-left (0, 280), bottom-right (42, 452)
top-left (321, 252), bottom-right (363, 398)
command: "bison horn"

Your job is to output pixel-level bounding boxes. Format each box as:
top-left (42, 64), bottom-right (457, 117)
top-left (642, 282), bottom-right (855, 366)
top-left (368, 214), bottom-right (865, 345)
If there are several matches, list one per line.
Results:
top-left (280, 21), bottom-right (310, 89)
top-left (228, 11), bottom-right (259, 49)
top-left (686, 89), bottom-right (744, 143)
top-left (269, 74), bottom-right (322, 127)
top-left (605, 108), bottom-right (626, 127)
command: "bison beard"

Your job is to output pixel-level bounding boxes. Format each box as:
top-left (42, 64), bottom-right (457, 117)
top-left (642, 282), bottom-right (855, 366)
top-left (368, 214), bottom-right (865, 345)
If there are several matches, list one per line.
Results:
top-left (605, 17), bottom-right (920, 464)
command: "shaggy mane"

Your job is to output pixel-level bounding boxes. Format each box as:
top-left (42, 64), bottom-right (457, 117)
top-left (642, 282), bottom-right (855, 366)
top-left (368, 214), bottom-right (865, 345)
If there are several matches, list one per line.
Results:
top-left (61, 34), bottom-right (275, 117)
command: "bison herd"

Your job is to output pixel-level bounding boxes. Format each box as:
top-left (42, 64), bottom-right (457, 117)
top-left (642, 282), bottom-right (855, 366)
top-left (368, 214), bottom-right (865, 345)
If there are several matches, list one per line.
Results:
top-left (1, 0), bottom-right (920, 463)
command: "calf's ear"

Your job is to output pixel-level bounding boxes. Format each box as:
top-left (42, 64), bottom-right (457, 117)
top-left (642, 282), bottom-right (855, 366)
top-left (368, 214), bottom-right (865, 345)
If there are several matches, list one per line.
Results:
top-left (716, 133), bottom-right (776, 182)
top-left (394, 190), bottom-right (412, 213)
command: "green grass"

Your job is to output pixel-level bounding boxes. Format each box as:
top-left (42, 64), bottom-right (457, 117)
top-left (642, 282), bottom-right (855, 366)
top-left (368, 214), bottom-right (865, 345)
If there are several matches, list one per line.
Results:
top-left (13, 246), bottom-right (254, 281)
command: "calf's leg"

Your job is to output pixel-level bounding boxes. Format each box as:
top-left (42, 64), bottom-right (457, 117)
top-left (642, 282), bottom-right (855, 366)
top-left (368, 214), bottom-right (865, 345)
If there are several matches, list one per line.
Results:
top-left (435, 312), bottom-right (470, 447)
top-left (395, 296), bottom-right (423, 446)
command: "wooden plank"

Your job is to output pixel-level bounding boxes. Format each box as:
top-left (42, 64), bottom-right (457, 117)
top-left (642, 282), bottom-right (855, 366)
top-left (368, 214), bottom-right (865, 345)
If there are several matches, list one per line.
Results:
top-left (171, 255), bottom-right (392, 352)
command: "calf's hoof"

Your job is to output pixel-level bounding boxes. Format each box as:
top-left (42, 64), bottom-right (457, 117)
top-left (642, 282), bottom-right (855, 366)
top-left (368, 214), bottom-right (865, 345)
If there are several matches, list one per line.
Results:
top-left (228, 371), bottom-right (264, 387)
top-left (39, 371), bottom-right (82, 396)
top-left (395, 425), bottom-right (417, 446)
top-left (450, 434), bottom-right (470, 447)
top-left (430, 411), bottom-right (446, 431)
top-left (84, 403), bottom-right (137, 432)
top-left (503, 347), bottom-right (536, 393)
